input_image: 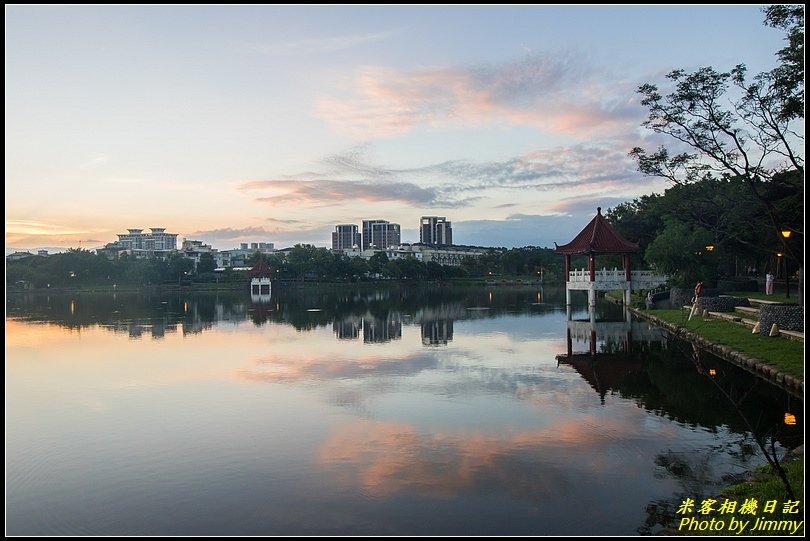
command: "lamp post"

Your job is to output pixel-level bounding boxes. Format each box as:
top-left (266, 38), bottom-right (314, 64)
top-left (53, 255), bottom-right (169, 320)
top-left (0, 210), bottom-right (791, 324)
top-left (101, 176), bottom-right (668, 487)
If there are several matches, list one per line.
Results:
top-left (781, 230), bottom-right (791, 298)
top-left (703, 245), bottom-right (715, 285)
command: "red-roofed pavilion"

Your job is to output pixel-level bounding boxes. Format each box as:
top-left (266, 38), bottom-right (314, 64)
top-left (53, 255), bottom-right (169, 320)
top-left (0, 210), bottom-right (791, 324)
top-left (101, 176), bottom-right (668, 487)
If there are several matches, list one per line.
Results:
top-left (555, 207), bottom-right (666, 307)
top-left (249, 258), bottom-right (274, 299)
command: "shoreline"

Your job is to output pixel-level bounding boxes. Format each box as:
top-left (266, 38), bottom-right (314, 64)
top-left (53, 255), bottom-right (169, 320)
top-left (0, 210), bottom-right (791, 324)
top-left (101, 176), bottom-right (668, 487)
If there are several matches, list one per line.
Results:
top-left (629, 307), bottom-right (804, 398)
top-left (600, 292), bottom-right (804, 398)
top-left (6, 278), bottom-right (553, 295)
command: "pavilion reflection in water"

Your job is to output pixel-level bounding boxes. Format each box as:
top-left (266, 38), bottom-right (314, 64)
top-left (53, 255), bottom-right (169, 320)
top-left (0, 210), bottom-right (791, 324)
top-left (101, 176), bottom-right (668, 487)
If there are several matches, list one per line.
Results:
top-left (556, 305), bottom-right (667, 404)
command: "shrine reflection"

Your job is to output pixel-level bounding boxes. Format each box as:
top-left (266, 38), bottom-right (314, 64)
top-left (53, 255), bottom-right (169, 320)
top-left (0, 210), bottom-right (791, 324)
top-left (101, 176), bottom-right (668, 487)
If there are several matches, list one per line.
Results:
top-left (557, 303), bottom-right (666, 404)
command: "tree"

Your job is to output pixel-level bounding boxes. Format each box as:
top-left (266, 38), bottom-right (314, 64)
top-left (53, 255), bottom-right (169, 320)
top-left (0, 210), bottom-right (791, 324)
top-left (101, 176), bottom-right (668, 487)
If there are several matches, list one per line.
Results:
top-left (247, 251), bottom-right (266, 267)
top-left (368, 251), bottom-right (389, 276)
top-left (763, 5), bottom-right (804, 121)
top-left (197, 252), bottom-right (216, 275)
top-left (631, 7), bottom-right (804, 300)
top-left (607, 195), bottom-right (666, 255)
top-left (168, 253), bottom-right (194, 283)
top-left (645, 220), bottom-right (713, 287)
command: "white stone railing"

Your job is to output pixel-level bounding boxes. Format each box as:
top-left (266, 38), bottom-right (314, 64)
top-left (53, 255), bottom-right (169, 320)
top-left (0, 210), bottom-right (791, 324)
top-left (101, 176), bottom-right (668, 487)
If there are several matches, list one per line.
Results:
top-left (568, 269), bottom-right (667, 288)
top-left (567, 320), bottom-right (665, 342)
top-left (568, 268), bottom-right (628, 283)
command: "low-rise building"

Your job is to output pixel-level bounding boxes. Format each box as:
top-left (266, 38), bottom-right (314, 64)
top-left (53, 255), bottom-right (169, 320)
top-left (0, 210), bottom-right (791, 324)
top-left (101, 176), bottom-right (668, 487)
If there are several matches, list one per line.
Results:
top-left (339, 243), bottom-right (488, 267)
top-left (216, 242), bottom-right (275, 269)
top-left (6, 251), bottom-right (35, 261)
top-left (181, 239), bottom-right (218, 270)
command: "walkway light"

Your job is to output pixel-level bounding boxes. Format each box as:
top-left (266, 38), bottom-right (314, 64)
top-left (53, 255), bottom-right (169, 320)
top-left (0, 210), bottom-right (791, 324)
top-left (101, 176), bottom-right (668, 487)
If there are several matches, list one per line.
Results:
top-left (778, 230), bottom-right (791, 299)
top-left (784, 412), bottom-right (797, 426)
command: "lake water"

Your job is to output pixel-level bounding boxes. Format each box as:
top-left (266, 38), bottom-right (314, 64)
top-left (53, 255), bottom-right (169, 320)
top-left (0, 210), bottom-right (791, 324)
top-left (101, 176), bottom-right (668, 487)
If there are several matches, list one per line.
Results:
top-left (5, 285), bottom-right (803, 535)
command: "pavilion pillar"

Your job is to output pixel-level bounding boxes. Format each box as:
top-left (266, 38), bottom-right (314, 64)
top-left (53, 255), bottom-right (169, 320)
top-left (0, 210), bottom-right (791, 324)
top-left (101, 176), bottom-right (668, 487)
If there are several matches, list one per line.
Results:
top-left (623, 253), bottom-right (631, 282)
top-left (565, 254), bottom-right (572, 306)
top-left (588, 253), bottom-right (596, 308)
top-left (566, 327), bottom-right (572, 357)
top-left (623, 253), bottom-right (632, 306)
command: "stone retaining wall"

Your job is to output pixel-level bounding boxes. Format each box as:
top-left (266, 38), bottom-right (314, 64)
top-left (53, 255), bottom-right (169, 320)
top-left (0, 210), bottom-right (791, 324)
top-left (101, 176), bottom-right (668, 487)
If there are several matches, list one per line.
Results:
top-left (696, 296), bottom-right (750, 312)
top-left (670, 287), bottom-right (721, 308)
top-left (759, 304), bottom-right (805, 335)
top-left (631, 308), bottom-right (803, 397)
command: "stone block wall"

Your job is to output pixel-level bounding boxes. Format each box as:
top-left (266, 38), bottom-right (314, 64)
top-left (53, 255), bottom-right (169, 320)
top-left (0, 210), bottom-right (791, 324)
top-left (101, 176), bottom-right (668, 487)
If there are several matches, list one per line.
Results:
top-left (696, 296), bottom-right (750, 312)
top-left (758, 304), bottom-right (804, 334)
top-left (670, 287), bottom-right (721, 308)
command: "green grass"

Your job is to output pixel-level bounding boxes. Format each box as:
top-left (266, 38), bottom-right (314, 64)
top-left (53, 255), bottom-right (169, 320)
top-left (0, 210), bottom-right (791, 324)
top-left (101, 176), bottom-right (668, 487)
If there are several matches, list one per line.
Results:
top-left (723, 460), bottom-right (804, 503)
top-left (698, 460), bottom-right (805, 536)
top-left (649, 309), bottom-right (804, 379)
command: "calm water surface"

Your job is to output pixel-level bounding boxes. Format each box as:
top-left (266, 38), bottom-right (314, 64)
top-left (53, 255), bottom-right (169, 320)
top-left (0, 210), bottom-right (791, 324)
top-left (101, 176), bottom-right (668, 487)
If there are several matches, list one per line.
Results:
top-left (6, 286), bottom-right (802, 535)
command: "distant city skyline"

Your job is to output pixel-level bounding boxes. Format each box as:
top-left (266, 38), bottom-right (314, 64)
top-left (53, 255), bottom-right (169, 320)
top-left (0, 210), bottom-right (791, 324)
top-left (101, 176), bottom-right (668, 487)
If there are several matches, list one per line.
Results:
top-left (6, 6), bottom-right (790, 252)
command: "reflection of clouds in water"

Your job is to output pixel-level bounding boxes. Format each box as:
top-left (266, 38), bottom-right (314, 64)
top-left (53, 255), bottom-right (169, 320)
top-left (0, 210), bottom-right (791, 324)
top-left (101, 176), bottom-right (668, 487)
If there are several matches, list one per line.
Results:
top-left (237, 336), bottom-right (587, 413)
top-left (318, 416), bottom-right (676, 502)
top-left (239, 351), bottom-right (441, 383)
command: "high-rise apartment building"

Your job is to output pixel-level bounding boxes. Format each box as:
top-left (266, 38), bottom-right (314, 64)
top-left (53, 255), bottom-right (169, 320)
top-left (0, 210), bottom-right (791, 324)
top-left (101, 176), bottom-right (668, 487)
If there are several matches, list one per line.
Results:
top-left (420, 216), bottom-right (453, 246)
top-left (362, 219), bottom-right (401, 250)
top-left (332, 224), bottom-right (362, 250)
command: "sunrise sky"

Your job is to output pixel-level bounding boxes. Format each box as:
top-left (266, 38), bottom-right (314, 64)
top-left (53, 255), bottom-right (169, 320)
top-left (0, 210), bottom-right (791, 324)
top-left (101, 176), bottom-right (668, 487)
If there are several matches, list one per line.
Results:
top-left (5, 5), bottom-right (788, 252)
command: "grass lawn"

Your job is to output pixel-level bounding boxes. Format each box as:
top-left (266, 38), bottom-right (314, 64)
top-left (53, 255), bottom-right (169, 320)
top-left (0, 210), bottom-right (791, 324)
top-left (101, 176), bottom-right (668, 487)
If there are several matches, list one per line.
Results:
top-left (648, 309), bottom-right (804, 379)
top-left (723, 459), bottom-right (804, 506)
top-left (682, 460), bottom-right (805, 536)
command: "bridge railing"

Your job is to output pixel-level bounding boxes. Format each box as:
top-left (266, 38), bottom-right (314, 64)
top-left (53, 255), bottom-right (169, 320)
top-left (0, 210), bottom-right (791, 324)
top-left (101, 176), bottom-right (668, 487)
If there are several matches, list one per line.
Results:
top-left (568, 269), bottom-right (667, 287)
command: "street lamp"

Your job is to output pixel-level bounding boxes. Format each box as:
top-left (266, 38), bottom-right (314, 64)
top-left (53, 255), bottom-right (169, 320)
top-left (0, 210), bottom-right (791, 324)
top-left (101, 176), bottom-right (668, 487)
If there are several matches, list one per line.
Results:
top-left (780, 230), bottom-right (791, 298)
top-left (705, 244), bottom-right (714, 252)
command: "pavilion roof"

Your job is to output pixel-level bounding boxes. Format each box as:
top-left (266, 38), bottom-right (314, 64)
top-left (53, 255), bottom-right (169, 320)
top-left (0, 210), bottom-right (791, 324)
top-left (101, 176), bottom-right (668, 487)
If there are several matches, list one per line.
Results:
top-left (554, 207), bottom-right (640, 255)
top-left (557, 353), bottom-right (643, 402)
top-left (249, 258), bottom-right (274, 278)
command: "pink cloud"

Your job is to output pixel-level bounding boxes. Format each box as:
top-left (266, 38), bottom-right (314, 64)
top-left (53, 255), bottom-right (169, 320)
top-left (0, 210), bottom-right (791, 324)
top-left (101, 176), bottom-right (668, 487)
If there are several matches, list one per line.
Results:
top-left (317, 54), bottom-right (643, 139)
top-left (239, 178), bottom-right (466, 208)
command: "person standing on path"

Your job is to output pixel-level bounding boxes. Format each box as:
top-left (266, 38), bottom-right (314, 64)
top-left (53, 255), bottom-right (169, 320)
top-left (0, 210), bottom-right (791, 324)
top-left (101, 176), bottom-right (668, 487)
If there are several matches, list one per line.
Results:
top-left (766, 272), bottom-right (774, 295)
top-left (689, 280), bottom-right (703, 320)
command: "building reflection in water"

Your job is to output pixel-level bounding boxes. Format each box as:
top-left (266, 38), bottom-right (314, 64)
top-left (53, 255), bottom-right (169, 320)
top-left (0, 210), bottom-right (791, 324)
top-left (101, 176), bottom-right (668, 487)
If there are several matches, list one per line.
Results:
top-left (250, 292), bottom-right (272, 304)
top-left (6, 287), bottom-right (554, 347)
top-left (363, 316), bottom-right (402, 343)
top-left (421, 319), bottom-right (454, 346)
top-left (333, 318), bottom-right (361, 340)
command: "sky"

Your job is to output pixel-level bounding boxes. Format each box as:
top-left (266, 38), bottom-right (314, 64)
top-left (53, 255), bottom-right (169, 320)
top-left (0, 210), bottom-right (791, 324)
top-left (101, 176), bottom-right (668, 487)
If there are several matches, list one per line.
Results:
top-left (5, 5), bottom-right (792, 252)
